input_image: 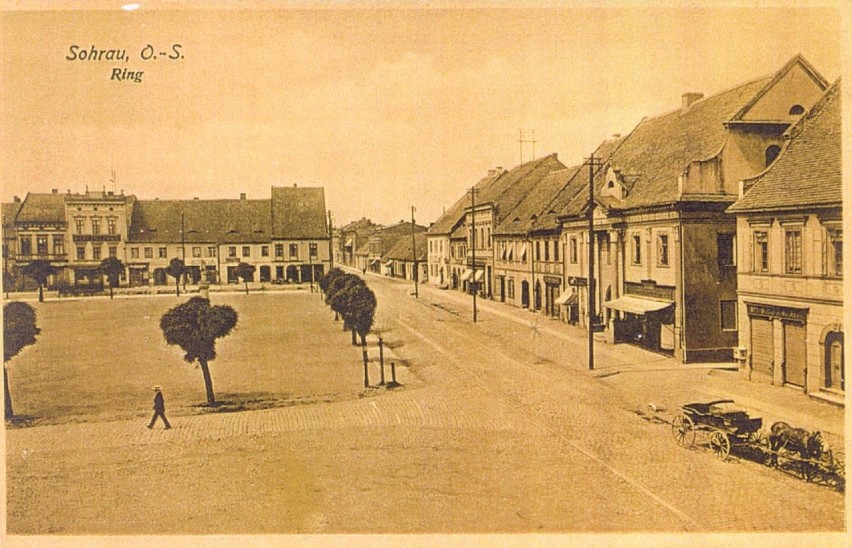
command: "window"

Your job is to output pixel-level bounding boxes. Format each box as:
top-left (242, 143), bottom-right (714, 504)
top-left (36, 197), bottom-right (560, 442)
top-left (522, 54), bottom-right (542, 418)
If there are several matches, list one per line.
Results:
top-left (107, 218), bottom-right (117, 235)
top-left (53, 236), bottom-right (64, 256)
top-left (632, 234), bottom-right (642, 265)
top-left (19, 236), bottom-right (31, 256)
top-left (785, 229), bottom-right (802, 274)
top-left (603, 234), bottom-right (611, 265)
top-left (109, 246), bottom-right (117, 258)
top-left (92, 244), bottom-right (102, 261)
top-left (77, 245), bottom-right (86, 260)
top-left (536, 241), bottom-right (541, 261)
top-left (570, 237), bottom-right (578, 264)
top-left (486, 228), bottom-right (491, 248)
top-left (657, 234), bottom-right (669, 267)
top-left (309, 242), bottom-right (318, 257)
top-left (789, 104), bottom-right (805, 115)
top-left (159, 247), bottom-right (167, 258)
top-left (275, 244), bottom-right (283, 257)
top-left (828, 229), bottom-right (842, 277)
top-left (144, 247), bottom-right (153, 259)
top-left (208, 246), bottom-right (217, 258)
top-left (765, 145), bottom-right (781, 167)
top-left (289, 244), bottom-right (298, 259)
top-left (242, 246), bottom-right (250, 257)
top-left (91, 218), bottom-right (101, 235)
top-left (720, 301), bottom-right (737, 331)
top-left (754, 231), bottom-right (768, 272)
top-left (717, 234), bottom-right (735, 267)
top-left (261, 245), bottom-right (269, 257)
top-left (75, 218), bottom-right (84, 234)
top-left (544, 241), bottom-right (550, 261)
top-left (508, 278), bottom-right (515, 299)
top-left (553, 239), bottom-right (559, 262)
top-left (228, 246), bottom-right (237, 258)
top-left (36, 235), bottom-right (48, 255)
top-left (192, 247), bottom-right (202, 258)
top-left (130, 247), bottom-right (139, 259)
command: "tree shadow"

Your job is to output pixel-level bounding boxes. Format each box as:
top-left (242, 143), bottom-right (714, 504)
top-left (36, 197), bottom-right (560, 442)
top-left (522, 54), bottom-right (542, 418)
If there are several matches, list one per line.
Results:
top-left (4, 414), bottom-right (41, 428)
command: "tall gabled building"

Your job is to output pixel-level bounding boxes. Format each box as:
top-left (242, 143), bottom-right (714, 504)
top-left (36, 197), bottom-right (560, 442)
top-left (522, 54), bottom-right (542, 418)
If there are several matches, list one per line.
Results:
top-left (558, 55), bottom-right (828, 362)
top-left (728, 80), bottom-right (842, 403)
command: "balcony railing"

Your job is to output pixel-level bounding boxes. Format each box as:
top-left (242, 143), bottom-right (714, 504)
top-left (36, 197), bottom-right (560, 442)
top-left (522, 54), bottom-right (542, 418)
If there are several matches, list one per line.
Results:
top-left (15, 253), bottom-right (68, 262)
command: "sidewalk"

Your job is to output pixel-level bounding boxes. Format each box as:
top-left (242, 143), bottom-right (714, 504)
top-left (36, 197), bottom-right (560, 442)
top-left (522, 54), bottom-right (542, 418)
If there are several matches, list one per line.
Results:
top-left (403, 277), bottom-right (845, 440)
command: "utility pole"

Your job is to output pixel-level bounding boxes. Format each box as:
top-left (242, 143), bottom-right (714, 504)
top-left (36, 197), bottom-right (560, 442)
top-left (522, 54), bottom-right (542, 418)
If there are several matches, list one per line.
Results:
top-left (180, 211), bottom-right (187, 290)
top-left (469, 187), bottom-right (479, 323)
top-left (584, 153), bottom-right (603, 370)
top-left (411, 205), bottom-right (418, 298)
top-left (518, 129), bottom-right (538, 164)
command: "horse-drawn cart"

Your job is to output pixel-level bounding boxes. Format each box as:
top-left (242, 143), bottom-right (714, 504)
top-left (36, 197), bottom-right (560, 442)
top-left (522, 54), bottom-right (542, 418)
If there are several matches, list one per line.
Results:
top-left (671, 399), bottom-right (763, 460)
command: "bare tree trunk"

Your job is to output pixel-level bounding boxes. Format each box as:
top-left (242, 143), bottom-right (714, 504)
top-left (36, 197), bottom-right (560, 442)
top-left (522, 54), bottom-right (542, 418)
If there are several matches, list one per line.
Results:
top-left (109, 282), bottom-right (114, 299)
top-left (361, 335), bottom-right (369, 388)
top-left (38, 284), bottom-right (44, 303)
top-left (244, 280), bottom-right (249, 295)
top-left (4, 366), bottom-right (13, 420)
top-left (351, 329), bottom-right (357, 346)
top-left (199, 358), bottom-right (216, 404)
top-left (175, 279), bottom-right (180, 297)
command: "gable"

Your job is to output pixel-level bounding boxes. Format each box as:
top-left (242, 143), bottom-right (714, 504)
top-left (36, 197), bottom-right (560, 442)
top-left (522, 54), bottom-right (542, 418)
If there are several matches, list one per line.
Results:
top-left (738, 61), bottom-right (827, 122)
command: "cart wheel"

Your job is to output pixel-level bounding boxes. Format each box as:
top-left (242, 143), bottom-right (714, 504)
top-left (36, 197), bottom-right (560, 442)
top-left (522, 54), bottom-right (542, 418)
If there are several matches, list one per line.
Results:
top-left (710, 431), bottom-right (731, 461)
top-left (672, 414), bottom-right (695, 448)
top-left (748, 430), bottom-right (765, 446)
top-left (819, 449), bottom-right (834, 471)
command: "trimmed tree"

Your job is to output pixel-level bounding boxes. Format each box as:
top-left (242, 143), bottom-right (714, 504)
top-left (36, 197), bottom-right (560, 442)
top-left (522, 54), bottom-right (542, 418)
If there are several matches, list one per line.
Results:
top-left (3, 302), bottom-right (40, 419)
top-left (234, 262), bottom-right (256, 295)
top-left (330, 275), bottom-right (365, 343)
top-left (21, 260), bottom-right (58, 303)
top-left (343, 284), bottom-right (377, 388)
top-left (159, 296), bottom-right (238, 405)
top-left (166, 258), bottom-right (186, 297)
top-left (99, 257), bottom-right (125, 299)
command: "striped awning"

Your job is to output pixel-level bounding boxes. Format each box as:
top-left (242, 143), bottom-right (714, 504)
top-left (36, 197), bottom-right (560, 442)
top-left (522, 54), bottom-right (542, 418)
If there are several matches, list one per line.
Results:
top-left (555, 290), bottom-right (578, 306)
top-left (460, 269), bottom-right (473, 282)
top-left (605, 295), bottom-right (673, 315)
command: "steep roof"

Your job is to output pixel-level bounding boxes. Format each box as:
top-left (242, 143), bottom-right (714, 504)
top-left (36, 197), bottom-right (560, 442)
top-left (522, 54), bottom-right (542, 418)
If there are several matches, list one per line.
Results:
top-left (478, 154), bottom-right (566, 226)
top-left (371, 221), bottom-right (427, 252)
top-left (560, 76), bottom-right (772, 216)
top-left (495, 164), bottom-right (583, 235)
top-left (382, 232), bottom-right (428, 262)
top-left (729, 79), bottom-right (841, 212)
top-left (2, 201), bottom-right (22, 231)
top-left (128, 199), bottom-right (272, 244)
top-left (16, 192), bottom-right (66, 223)
top-left (427, 169), bottom-right (505, 236)
top-left (271, 186), bottom-right (328, 239)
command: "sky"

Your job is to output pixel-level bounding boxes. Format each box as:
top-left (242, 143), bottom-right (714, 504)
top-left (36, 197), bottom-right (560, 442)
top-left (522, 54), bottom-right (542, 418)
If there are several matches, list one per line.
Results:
top-left (0, 3), bottom-right (843, 227)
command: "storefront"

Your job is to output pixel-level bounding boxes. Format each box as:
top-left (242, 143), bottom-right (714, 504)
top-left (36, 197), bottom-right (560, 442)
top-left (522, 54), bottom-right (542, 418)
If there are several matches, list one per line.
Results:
top-left (605, 295), bottom-right (675, 354)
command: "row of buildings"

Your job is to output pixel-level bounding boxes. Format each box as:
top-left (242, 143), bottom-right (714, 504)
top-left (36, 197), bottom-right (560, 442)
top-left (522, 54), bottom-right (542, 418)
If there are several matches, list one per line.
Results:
top-left (421, 55), bottom-right (843, 404)
top-left (2, 186), bottom-right (333, 290)
top-left (337, 218), bottom-right (428, 282)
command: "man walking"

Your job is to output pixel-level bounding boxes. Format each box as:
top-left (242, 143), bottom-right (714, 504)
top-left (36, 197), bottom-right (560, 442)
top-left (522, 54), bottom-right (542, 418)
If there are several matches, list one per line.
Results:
top-left (147, 386), bottom-right (171, 430)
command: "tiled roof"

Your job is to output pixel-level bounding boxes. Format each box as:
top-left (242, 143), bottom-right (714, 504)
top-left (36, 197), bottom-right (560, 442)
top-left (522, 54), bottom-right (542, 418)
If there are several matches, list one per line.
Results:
top-left (729, 80), bottom-right (841, 212)
top-left (128, 199), bottom-right (272, 244)
top-left (371, 221), bottom-right (427, 252)
top-left (382, 232), bottom-right (428, 262)
top-left (495, 164), bottom-right (583, 235)
top-left (271, 186), bottom-right (328, 239)
top-left (479, 154), bottom-right (566, 226)
top-left (2, 201), bottom-right (22, 230)
top-left (427, 170), bottom-right (505, 236)
top-left (16, 193), bottom-right (66, 223)
top-left (560, 76), bottom-right (772, 216)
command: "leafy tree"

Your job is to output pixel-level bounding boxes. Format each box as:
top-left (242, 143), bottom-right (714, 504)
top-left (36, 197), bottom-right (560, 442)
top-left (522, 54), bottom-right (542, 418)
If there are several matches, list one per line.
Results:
top-left (166, 258), bottom-right (186, 297)
top-left (329, 274), bottom-right (365, 342)
top-left (342, 284), bottom-right (377, 388)
top-left (99, 257), bottom-right (124, 299)
top-left (159, 296), bottom-right (238, 405)
top-left (234, 262), bottom-right (256, 295)
top-left (21, 260), bottom-right (58, 303)
top-left (3, 302), bottom-right (39, 419)
top-left (319, 267), bottom-right (344, 298)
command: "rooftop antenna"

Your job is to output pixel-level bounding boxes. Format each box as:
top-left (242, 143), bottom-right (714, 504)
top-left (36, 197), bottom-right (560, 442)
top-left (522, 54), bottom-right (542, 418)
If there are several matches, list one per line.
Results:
top-left (109, 163), bottom-right (117, 193)
top-left (517, 129), bottom-right (537, 164)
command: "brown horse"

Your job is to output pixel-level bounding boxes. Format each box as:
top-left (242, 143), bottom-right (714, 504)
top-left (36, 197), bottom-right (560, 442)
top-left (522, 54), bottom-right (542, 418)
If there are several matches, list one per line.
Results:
top-left (768, 421), bottom-right (827, 466)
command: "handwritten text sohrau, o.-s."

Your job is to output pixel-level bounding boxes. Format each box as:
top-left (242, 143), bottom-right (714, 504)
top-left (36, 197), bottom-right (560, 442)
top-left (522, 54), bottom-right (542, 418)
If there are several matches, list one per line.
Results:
top-left (65, 44), bottom-right (183, 83)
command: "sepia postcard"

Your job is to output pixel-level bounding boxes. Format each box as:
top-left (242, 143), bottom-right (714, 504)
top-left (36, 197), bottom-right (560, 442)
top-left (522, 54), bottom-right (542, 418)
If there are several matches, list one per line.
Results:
top-left (1, 1), bottom-right (848, 546)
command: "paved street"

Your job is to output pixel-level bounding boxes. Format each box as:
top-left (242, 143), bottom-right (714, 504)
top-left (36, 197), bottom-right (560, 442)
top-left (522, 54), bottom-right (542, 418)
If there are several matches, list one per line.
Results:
top-left (5, 274), bottom-right (845, 534)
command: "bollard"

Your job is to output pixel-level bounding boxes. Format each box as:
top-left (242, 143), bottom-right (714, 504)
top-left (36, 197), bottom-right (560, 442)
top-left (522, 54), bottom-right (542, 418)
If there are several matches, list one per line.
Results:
top-left (379, 337), bottom-right (385, 385)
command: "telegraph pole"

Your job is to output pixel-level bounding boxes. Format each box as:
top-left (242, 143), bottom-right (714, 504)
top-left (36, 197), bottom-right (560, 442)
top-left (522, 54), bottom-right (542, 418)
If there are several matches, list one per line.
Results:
top-left (584, 153), bottom-right (602, 370)
top-left (327, 210), bottom-right (334, 270)
top-left (469, 187), bottom-right (479, 323)
top-left (411, 205), bottom-right (418, 298)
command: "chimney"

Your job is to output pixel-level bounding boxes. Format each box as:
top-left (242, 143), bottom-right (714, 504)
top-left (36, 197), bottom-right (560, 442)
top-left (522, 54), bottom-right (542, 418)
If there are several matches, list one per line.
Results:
top-left (51, 189), bottom-right (58, 193)
top-left (13, 196), bottom-right (20, 203)
top-left (682, 92), bottom-right (704, 110)
top-left (488, 169), bottom-right (495, 176)
top-left (612, 133), bottom-right (621, 139)
top-left (240, 193), bottom-right (246, 200)
top-left (293, 183), bottom-right (297, 188)
top-left (193, 197), bottom-right (199, 200)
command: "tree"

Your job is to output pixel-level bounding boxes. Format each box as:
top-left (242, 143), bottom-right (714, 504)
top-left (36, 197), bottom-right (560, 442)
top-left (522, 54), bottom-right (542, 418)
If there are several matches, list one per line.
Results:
top-left (99, 257), bottom-right (125, 299)
top-left (319, 267), bottom-right (345, 298)
top-left (159, 296), bottom-right (238, 405)
top-left (166, 258), bottom-right (186, 297)
top-left (4, 302), bottom-right (39, 419)
top-left (329, 274), bottom-right (365, 343)
top-left (342, 284), bottom-right (377, 388)
top-left (21, 260), bottom-right (58, 303)
top-left (234, 262), bottom-right (256, 295)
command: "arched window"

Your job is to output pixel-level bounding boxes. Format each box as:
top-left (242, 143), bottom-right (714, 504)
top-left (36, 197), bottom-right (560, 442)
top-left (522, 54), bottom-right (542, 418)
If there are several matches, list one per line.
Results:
top-left (789, 104), bottom-right (805, 116)
top-left (765, 145), bottom-right (781, 167)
